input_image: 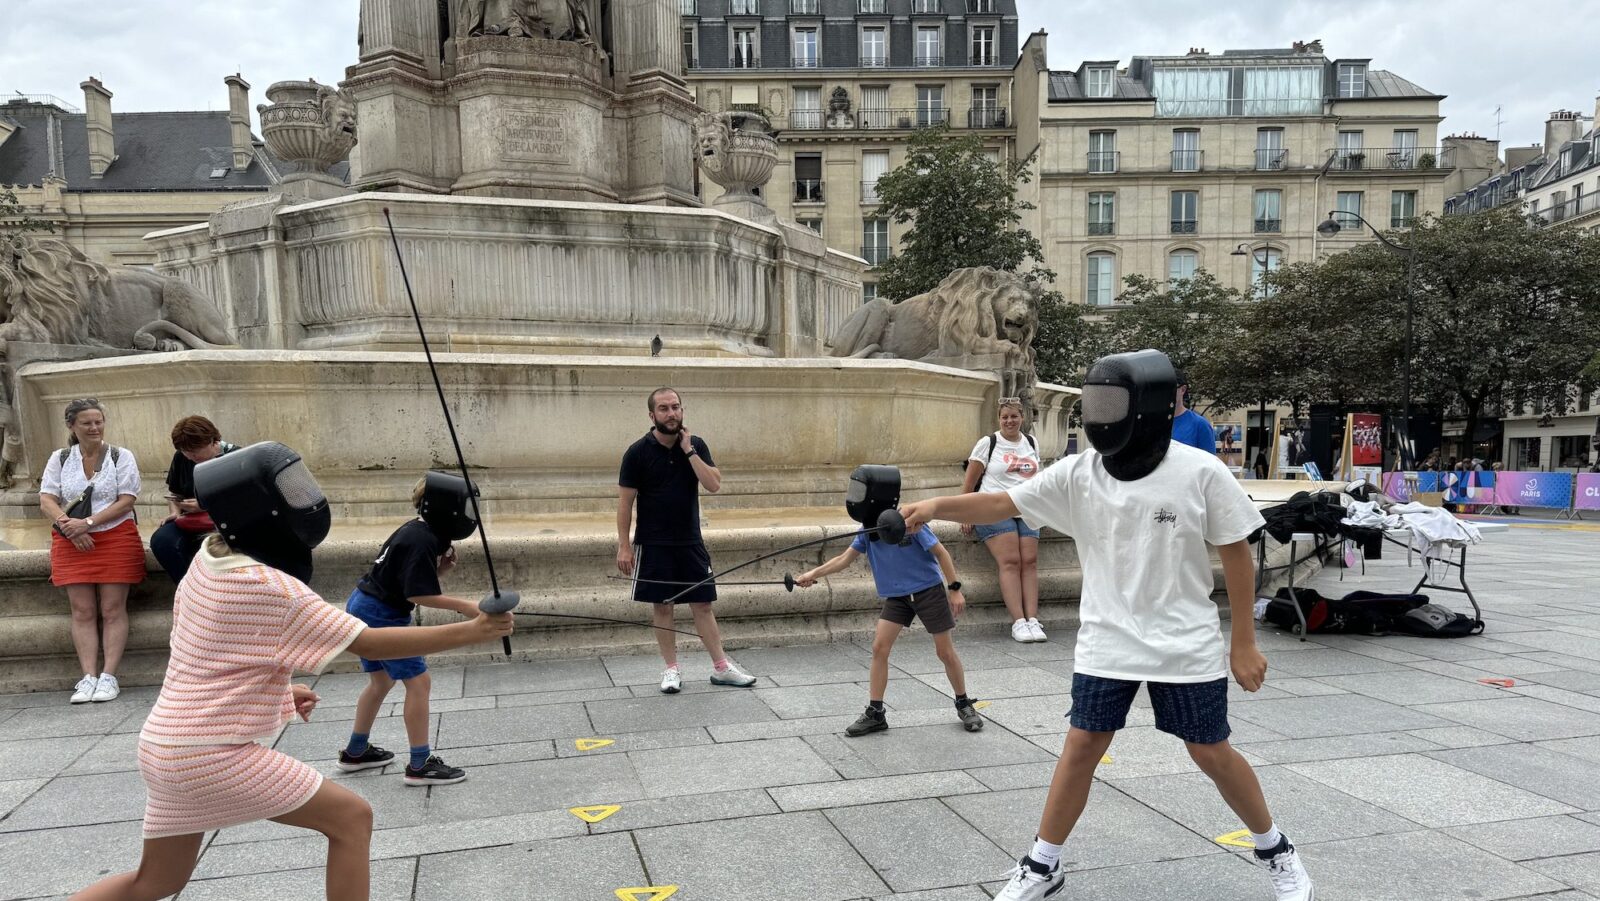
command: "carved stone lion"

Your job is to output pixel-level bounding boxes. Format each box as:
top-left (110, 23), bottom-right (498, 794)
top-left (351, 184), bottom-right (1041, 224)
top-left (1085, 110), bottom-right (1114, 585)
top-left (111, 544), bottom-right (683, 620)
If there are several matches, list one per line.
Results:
top-left (828, 267), bottom-right (1040, 403)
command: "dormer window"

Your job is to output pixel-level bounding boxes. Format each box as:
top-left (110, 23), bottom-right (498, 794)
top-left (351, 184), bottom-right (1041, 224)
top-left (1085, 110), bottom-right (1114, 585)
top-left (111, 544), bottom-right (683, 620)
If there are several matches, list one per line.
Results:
top-left (1337, 62), bottom-right (1366, 98)
top-left (1086, 67), bottom-right (1113, 98)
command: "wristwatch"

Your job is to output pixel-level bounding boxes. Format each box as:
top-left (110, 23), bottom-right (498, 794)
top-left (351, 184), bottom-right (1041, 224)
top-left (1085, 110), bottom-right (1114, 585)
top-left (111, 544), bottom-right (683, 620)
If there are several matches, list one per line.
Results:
top-left (946, 581), bottom-right (962, 592)
top-left (86, 517), bottom-right (95, 527)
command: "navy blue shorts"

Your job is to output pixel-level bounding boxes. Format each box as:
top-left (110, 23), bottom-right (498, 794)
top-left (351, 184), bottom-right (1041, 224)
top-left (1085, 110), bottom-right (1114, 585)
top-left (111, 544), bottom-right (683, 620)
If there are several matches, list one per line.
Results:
top-left (1068, 673), bottom-right (1231, 745)
top-left (345, 589), bottom-right (428, 681)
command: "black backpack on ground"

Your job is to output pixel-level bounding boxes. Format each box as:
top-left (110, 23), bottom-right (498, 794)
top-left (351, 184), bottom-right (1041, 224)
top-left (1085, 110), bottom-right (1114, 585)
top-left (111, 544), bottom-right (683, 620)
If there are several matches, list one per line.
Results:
top-left (1261, 588), bottom-right (1481, 637)
top-left (1391, 604), bottom-right (1485, 638)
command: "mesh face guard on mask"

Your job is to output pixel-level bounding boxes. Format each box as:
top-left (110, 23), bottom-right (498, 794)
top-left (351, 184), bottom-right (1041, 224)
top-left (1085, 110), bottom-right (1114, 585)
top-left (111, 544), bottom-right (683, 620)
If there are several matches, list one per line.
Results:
top-left (1082, 349), bottom-right (1177, 482)
top-left (846, 464), bottom-right (901, 542)
top-left (419, 470), bottom-right (478, 541)
top-left (195, 442), bottom-right (331, 579)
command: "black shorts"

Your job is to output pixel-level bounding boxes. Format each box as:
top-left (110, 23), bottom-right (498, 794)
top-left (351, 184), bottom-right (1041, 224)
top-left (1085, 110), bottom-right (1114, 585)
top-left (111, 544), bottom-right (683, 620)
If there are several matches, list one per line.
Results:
top-left (1067, 673), bottom-right (1231, 745)
top-left (880, 583), bottom-right (956, 635)
top-left (632, 543), bottom-right (717, 604)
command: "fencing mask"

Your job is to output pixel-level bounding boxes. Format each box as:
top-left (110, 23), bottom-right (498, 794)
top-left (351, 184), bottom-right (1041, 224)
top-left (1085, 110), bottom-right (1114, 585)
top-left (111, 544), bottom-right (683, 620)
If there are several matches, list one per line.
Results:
top-left (846, 464), bottom-right (907, 543)
top-left (1081, 349), bottom-right (1178, 481)
top-left (418, 471), bottom-right (478, 541)
top-left (194, 442), bottom-right (331, 582)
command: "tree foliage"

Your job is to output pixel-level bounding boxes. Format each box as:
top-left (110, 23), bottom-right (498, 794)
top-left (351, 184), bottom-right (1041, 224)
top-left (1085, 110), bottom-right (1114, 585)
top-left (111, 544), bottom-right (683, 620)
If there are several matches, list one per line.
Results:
top-left (1, 187), bottom-right (56, 270)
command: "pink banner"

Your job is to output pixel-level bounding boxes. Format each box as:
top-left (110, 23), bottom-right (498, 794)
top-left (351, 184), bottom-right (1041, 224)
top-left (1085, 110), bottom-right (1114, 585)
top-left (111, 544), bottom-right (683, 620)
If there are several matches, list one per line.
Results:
top-left (1577, 473), bottom-right (1600, 511)
top-left (1493, 471), bottom-right (1575, 508)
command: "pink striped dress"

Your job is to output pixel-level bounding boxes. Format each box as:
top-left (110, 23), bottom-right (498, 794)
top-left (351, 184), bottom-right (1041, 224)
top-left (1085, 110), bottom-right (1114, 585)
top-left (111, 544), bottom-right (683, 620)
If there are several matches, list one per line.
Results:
top-left (138, 536), bottom-right (365, 838)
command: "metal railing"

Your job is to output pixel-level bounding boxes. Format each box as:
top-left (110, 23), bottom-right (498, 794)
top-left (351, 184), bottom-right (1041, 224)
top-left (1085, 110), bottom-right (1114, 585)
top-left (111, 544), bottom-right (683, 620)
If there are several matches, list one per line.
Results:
top-left (731, 51), bottom-right (758, 68)
top-left (912, 0), bottom-right (941, 11)
top-left (970, 53), bottom-right (996, 66)
top-left (967, 0), bottom-right (994, 10)
top-left (1170, 149), bottom-right (1203, 172)
top-left (914, 53), bottom-right (943, 67)
top-left (731, 0), bottom-right (759, 13)
top-left (967, 107), bottom-right (1007, 128)
top-left (858, 0), bottom-right (885, 11)
top-left (1326, 146), bottom-right (1454, 171)
top-left (1170, 219), bottom-right (1197, 234)
top-left (858, 107), bottom-right (948, 129)
top-left (861, 181), bottom-right (882, 203)
top-left (1087, 221), bottom-right (1115, 236)
top-left (1255, 148), bottom-right (1287, 170)
top-left (2, 93), bottom-right (81, 112)
top-left (790, 0), bottom-right (819, 12)
top-left (792, 54), bottom-right (819, 67)
top-left (788, 109), bottom-right (822, 129)
top-left (1087, 151), bottom-right (1119, 173)
top-left (1254, 217), bottom-right (1282, 233)
top-left (860, 53), bottom-right (888, 67)
top-left (1390, 216), bottom-right (1415, 229)
top-left (793, 179), bottom-right (824, 202)
top-left (1543, 191), bottom-right (1600, 226)
top-left (682, 55), bottom-right (698, 69)
top-left (861, 245), bottom-right (892, 265)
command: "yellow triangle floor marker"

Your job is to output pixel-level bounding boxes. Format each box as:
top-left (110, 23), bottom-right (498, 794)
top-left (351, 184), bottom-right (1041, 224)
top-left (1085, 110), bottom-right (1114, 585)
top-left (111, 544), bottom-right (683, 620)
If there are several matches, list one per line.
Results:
top-left (1214, 829), bottom-right (1255, 848)
top-left (570, 804), bottom-right (622, 824)
top-left (974, 701), bottom-right (992, 710)
top-left (1100, 754), bottom-right (1114, 765)
top-left (615, 886), bottom-right (679, 901)
top-left (575, 738), bottom-right (615, 751)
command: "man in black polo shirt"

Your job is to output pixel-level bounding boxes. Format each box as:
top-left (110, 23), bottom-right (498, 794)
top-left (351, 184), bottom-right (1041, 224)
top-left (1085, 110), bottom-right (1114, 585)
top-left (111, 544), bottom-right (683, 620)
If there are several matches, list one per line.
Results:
top-left (618, 387), bottom-right (758, 694)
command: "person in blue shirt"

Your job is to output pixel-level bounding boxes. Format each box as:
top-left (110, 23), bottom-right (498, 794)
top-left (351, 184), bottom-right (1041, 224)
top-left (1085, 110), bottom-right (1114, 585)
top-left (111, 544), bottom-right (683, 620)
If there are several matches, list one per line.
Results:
top-left (1171, 369), bottom-right (1218, 454)
top-left (797, 524), bottom-right (984, 737)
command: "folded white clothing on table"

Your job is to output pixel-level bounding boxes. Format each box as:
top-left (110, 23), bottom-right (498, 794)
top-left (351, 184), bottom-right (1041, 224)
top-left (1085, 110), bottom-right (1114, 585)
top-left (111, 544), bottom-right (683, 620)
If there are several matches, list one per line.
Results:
top-left (1342, 499), bottom-right (1400, 530)
top-left (1389, 502), bottom-right (1481, 562)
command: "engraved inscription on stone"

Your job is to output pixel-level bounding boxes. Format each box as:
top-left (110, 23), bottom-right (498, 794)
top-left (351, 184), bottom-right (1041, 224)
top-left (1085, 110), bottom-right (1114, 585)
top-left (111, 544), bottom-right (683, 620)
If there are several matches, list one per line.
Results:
top-left (500, 105), bottom-right (569, 165)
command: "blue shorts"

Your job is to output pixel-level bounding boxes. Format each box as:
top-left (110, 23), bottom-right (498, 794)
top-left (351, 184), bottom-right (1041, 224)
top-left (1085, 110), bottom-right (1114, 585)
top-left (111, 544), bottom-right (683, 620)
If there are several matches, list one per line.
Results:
top-left (975, 517), bottom-right (1040, 542)
top-left (345, 589), bottom-right (428, 681)
top-left (1067, 673), bottom-right (1231, 745)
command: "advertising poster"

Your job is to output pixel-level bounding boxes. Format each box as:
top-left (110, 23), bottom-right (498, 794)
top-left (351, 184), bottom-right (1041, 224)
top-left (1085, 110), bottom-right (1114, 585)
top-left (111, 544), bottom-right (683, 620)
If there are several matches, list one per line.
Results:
top-left (1351, 413), bottom-right (1382, 467)
top-left (1214, 422), bottom-right (1243, 470)
top-left (1576, 473), bottom-right (1600, 511)
top-left (1275, 419), bottom-right (1312, 478)
top-left (1493, 472), bottom-right (1575, 508)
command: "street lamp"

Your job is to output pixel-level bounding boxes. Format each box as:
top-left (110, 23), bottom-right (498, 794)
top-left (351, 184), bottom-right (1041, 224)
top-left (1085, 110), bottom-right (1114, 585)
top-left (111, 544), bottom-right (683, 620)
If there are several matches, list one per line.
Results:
top-left (1316, 210), bottom-right (1418, 469)
top-left (1231, 243), bottom-right (1275, 476)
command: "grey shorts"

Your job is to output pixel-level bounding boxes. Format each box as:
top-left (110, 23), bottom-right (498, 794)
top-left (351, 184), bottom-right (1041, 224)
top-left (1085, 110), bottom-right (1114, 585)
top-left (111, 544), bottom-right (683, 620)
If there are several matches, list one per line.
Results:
top-left (881, 583), bottom-right (955, 634)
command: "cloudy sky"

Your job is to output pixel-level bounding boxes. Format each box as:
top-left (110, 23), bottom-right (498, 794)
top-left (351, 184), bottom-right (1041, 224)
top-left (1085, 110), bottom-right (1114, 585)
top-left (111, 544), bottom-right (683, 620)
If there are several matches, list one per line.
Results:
top-left (2, 0), bottom-right (1593, 150)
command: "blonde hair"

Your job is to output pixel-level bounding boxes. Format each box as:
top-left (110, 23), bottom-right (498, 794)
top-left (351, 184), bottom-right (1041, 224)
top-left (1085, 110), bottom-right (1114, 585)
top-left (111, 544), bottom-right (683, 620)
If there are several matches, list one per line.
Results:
top-left (997, 399), bottom-right (1025, 415)
top-left (411, 477), bottom-right (428, 510)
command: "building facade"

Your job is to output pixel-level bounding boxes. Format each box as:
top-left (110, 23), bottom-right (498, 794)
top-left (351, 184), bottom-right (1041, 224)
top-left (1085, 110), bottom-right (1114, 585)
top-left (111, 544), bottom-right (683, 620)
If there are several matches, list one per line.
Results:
top-left (681, 0), bottom-right (1020, 297)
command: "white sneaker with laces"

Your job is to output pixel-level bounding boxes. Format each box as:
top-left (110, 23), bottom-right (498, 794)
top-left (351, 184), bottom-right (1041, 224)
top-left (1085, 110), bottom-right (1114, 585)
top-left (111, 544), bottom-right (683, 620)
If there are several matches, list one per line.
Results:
top-left (1027, 619), bottom-right (1048, 642)
top-left (1011, 619), bottom-right (1032, 643)
top-left (90, 673), bottom-right (120, 702)
top-left (659, 667), bottom-right (682, 694)
top-left (1256, 839), bottom-right (1315, 901)
top-left (710, 660), bottom-right (757, 687)
top-left (70, 674), bottom-right (97, 705)
top-left (994, 855), bottom-right (1065, 901)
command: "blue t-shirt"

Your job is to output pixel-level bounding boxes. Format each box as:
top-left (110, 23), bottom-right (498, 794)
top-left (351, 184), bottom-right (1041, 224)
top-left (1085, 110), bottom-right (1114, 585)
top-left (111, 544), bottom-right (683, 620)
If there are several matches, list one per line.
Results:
top-left (1172, 409), bottom-right (1217, 454)
top-left (850, 525), bottom-right (944, 598)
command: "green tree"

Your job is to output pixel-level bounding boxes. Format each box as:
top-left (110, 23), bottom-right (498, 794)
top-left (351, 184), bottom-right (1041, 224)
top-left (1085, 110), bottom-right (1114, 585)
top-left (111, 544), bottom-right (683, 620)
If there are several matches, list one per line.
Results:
top-left (1032, 288), bottom-right (1096, 387)
top-left (1, 187), bottom-right (56, 269)
top-left (870, 126), bottom-right (1048, 300)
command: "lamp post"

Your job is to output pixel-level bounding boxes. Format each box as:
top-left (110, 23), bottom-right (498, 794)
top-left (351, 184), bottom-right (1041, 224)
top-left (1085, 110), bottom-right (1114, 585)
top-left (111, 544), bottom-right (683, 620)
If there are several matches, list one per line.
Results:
top-left (1315, 210), bottom-right (1417, 469)
top-left (1231, 243), bottom-right (1275, 475)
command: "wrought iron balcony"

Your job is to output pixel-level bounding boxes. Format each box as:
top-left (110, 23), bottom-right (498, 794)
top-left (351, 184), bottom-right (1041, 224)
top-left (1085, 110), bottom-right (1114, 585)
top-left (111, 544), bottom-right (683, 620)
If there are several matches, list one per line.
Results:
top-left (1170, 149), bottom-right (1203, 172)
top-left (1255, 148), bottom-right (1288, 170)
top-left (1087, 151), bottom-right (1119, 174)
top-left (861, 245), bottom-right (892, 265)
top-left (970, 53), bottom-right (996, 66)
top-left (1170, 219), bottom-right (1197, 235)
top-left (1541, 191), bottom-right (1600, 227)
top-left (1390, 215), bottom-right (1415, 229)
top-left (861, 181), bottom-right (882, 203)
top-left (912, 0), bottom-right (941, 11)
top-left (1326, 146), bottom-right (1454, 172)
top-left (788, 109), bottom-right (823, 129)
top-left (860, 53), bottom-right (888, 67)
top-left (793, 179), bottom-right (824, 203)
top-left (790, 0), bottom-right (819, 12)
top-left (858, 0), bottom-right (885, 12)
top-left (967, 107), bottom-right (1007, 128)
top-left (914, 53), bottom-right (943, 67)
top-left (731, 51), bottom-right (758, 68)
top-left (792, 54), bottom-right (819, 67)
top-left (730, 0), bottom-right (759, 13)
top-left (858, 107), bottom-right (948, 129)
top-left (1253, 218), bottom-right (1282, 233)
top-left (967, 0), bottom-right (994, 10)
top-left (1087, 221), bottom-right (1115, 236)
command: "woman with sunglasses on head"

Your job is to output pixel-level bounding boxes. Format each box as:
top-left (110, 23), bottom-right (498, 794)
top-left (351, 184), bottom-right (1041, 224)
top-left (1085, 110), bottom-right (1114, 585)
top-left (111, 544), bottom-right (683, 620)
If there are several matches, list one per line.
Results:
top-left (960, 398), bottom-right (1045, 642)
top-left (38, 398), bottom-right (145, 705)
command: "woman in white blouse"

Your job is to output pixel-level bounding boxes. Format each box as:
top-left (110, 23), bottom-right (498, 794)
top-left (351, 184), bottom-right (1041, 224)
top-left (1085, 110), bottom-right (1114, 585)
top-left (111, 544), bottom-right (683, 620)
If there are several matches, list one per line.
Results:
top-left (38, 398), bottom-right (145, 705)
top-left (961, 399), bottom-right (1046, 643)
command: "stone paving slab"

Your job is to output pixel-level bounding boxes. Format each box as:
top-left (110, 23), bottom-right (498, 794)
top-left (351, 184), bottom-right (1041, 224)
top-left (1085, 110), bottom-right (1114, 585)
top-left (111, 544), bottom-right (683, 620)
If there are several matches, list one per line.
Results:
top-left (635, 810), bottom-right (890, 901)
top-left (1287, 753), bottom-right (1578, 827)
top-left (826, 798), bottom-right (1014, 893)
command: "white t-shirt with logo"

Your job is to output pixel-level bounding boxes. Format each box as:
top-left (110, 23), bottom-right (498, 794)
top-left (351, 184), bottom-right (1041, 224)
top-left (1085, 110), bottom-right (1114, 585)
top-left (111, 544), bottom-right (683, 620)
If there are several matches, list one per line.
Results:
top-left (968, 433), bottom-right (1041, 493)
top-left (1007, 442), bottom-right (1265, 683)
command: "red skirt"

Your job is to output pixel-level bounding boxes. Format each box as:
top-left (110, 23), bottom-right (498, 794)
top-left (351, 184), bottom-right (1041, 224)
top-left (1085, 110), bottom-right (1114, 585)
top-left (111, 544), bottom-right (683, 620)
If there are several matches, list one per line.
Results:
top-left (50, 519), bottom-right (147, 586)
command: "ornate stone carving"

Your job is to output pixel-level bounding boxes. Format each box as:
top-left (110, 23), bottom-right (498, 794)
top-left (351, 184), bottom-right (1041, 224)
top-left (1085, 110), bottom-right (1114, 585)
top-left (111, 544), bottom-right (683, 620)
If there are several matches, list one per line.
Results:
top-left (458, 0), bottom-right (594, 44)
top-left (695, 111), bottom-right (778, 220)
top-left (0, 236), bottom-right (236, 484)
top-left (826, 87), bottom-right (856, 128)
top-left (827, 267), bottom-right (1040, 410)
top-left (257, 80), bottom-right (357, 173)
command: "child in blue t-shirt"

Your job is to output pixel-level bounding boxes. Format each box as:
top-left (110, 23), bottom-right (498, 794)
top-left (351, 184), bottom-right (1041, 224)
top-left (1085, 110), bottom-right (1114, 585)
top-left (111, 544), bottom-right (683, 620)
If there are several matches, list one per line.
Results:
top-left (797, 524), bottom-right (984, 736)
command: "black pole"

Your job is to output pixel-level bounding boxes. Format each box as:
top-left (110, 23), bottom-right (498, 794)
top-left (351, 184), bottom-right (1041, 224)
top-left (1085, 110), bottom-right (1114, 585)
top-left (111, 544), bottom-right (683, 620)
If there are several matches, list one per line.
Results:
top-left (1400, 245), bottom-right (1417, 470)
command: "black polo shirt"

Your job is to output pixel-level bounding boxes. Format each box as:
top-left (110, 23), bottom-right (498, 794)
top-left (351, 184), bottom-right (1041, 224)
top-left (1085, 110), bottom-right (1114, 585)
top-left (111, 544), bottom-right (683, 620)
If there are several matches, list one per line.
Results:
top-left (356, 519), bottom-right (447, 614)
top-left (619, 431), bottom-right (714, 546)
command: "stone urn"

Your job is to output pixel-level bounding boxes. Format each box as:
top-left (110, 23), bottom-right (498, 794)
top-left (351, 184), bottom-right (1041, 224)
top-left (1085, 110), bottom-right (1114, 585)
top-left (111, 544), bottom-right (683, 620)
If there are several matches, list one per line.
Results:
top-left (257, 80), bottom-right (357, 174)
top-left (695, 111), bottom-right (778, 222)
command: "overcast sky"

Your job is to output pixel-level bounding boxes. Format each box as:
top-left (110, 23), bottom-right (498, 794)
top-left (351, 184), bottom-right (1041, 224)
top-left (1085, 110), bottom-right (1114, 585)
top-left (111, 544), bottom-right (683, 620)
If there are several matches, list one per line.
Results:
top-left (2, 0), bottom-right (1594, 151)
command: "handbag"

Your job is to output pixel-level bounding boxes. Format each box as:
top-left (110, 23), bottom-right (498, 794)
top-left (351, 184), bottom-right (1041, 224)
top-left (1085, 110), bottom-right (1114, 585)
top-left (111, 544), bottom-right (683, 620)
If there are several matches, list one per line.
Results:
top-left (65, 484), bottom-right (94, 520)
top-left (173, 511), bottom-right (216, 533)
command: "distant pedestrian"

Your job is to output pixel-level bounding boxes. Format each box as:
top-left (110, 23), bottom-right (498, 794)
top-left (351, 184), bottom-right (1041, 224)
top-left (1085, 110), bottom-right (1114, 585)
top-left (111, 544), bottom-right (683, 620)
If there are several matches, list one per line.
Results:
top-left (1170, 369), bottom-right (1217, 454)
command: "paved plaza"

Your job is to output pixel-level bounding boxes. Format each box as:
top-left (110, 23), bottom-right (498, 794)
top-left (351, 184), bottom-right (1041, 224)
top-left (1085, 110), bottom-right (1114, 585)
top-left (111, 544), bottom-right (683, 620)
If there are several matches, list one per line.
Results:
top-left (2, 519), bottom-right (1599, 900)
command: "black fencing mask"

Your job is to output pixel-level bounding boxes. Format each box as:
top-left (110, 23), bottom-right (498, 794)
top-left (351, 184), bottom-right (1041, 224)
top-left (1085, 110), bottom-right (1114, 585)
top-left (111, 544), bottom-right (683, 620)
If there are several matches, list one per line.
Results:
top-left (195, 442), bottom-right (331, 582)
top-left (1081, 349), bottom-right (1177, 481)
top-left (418, 471), bottom-right (478, 541)
top-left (846, 464), bottom-right (906, 543)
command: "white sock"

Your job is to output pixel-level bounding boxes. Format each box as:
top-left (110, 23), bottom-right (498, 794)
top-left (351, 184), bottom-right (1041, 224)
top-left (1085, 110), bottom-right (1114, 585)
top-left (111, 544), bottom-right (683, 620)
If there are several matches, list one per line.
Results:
top-left (1029, 836), bottom-right (1063, 869)
top-left (1251, 824), bottom-right (1283, 852)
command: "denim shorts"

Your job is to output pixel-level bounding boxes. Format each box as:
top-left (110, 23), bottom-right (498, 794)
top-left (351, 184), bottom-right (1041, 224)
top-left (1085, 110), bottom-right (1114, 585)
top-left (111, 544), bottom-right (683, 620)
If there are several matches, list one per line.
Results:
top-left (1067, 673), bottom-right (1231, 745)
top-left (975, 517), bottom-right (1040, 542)
top-left (345, 588), bottom-right (428, 681)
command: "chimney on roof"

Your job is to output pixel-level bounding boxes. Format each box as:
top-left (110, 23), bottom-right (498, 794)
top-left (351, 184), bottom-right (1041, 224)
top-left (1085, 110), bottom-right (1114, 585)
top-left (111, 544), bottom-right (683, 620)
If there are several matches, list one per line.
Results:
top-left (80, 77), bottom-right (115, 178)
top-left (1506, 145), bottom-right (1541, 169)
top-left (1546, 110), bottom-right (1584, 153)
top-left (224, 74), bottom-right (253, 171)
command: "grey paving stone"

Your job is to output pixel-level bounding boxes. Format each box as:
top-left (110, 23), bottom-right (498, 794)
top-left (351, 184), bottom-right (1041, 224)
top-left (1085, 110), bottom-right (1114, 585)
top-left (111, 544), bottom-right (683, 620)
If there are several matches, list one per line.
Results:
top-left (963, 761), bottom-right (1055, 791)
top-left (770, 770), bottom-right (988, 812)
top-left (944, 783), bottom-right (1222, 871)
top-left (1114, 765), bottom-right (1419, 843)
top-left (1081, 726), bottom-right (1206, 779)
top-left (0, 769), bottom-right (146, 832)
top-left (586, 690), bottom-right (776, 734)
top-left (709, 712), bottom-right (864, 742)
top-left (766, 667), bottom-right (875, 687)
top-left (1303, 829), bottom-right (1568, 900)
top-left (1538, 736), bottom-right (1600, 767)
top-left (964, 694), bottom-right (1068, 735)
top-left (1266, 647), bottom-right (1412, 677)
top-left (1403, 725), bottom-right (1519, 749)
top-left (1536, 852), bottom-right (1600, 894)
top-left (754, 679), bottom-right (948, 720)
top-left (59, 730), bottom-right (141, 775)
top-left (1047, 846), bottom-right (1264, 899)
top-left (1236, 730), bottom-right (1443, 765)
top-left (914, 666), bottom-right (1074, 700)
top-left (551, 726), bottom-right (712, 757)
top-left (629, 736), bottom-right (838, 798)
top-left (1510, 684), bottom-right (1600, 714)
top-left (1413, 696), bottom-right (1600, 741)
top-left (1316, 669), bottom-right (1510, 704)
top-left (0, 777), bottom-right (45, 819)
top-left (727, 643), bottom-right (876, 674)
top-left (418, 754), bottom-right (647, 823)
top-left (825, 799), bottom-right (1013, 893)
top-left (589, 787), bottom-right (781, 834)
top-left (1265, 677), bottom-right (1351, 697)
top-left (1523, 669), bottom-right (1600, 692)
top-left (1288, 753), bottom-right (1577, 827)
top-left (433, 701), bottom-right (594, 748)
top-left (180, 857), bottom-right (416, 900)
top-left (801, 723), bottom-right (1052, 778)
top-left (492, 685), bottom-right (636, 707)
top-left (1227, 692), bottom-right (1454, 739)
top-left (602, 652), bottom-right (710, 686)
top-left (414, 831), bottom-right (645, 901)
top-left (1, 701), bottom-right (144, 740)
top-left (1496, 630), bottom-right (1600, 662)
top-left (1428, 743), bottom-right (1600, 810)
top-left (462, 657), bottom-right (615, 696)
top-left (0, 820), bottom-right (145, 898)
top-left (871, 639), bottom-right (1039, 675)
top-left (634, 810), bottom-right (889, 901)
top-left (1444, 815), bottom-right (1600, 861)
top-left (0, 734), bottom-right (99, 780)
top-left (272, 712), bottom-right (439, 761)
top-left (868, 888), bottom-right (991, 901)
top-left (436, 738), bottom-right (558, 767)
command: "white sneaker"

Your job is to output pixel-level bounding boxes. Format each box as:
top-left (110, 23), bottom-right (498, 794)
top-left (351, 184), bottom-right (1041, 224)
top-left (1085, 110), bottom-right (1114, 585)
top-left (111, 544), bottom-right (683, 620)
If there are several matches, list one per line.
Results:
top-left (1011, 619), bottom-right (1032, 643)
top-left (659, 667), bottom-right (682, 694)
top-left (1027, 619), bottom-right (1048, 642)
top-left (1256, 839), bottom-right (1315, 901)
top-left (710, 660), bottom-right (757, 687)
top-left (90, 673), bottom-right (120, 702)
top-left (994, 855), bottom-right (1065, 901)
top-left (70, 674), bottom-right (97, 705)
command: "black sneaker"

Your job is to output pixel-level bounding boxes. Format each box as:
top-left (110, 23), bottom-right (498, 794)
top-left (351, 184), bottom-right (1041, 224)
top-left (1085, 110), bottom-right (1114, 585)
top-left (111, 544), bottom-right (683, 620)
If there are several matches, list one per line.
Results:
top-left (337, 745), bottom-right (395, 772)
top-left (956, 698), bottom-right (985, 732)
top-left (845, 705), bottom-right (888, 737)
top-left (404, 755), bottom-right (467, 786)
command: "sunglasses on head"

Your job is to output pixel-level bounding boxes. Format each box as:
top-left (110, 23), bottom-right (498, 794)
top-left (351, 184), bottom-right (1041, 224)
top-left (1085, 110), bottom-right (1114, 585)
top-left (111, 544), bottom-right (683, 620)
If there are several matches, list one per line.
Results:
top-left (999, 397), bottom-right (1023, 406)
